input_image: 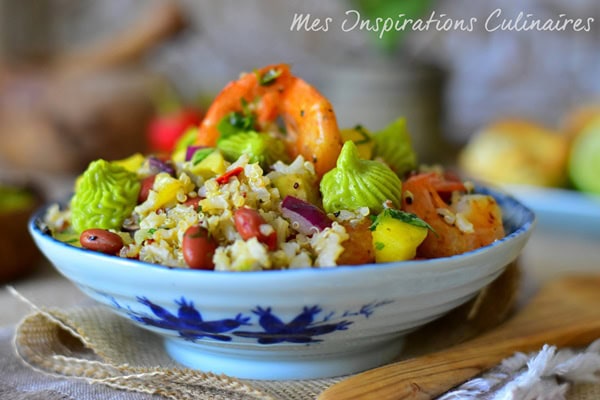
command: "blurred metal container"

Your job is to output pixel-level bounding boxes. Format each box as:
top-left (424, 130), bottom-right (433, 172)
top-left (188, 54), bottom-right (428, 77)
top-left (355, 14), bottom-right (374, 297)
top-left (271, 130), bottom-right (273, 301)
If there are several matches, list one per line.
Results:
top-left (323, 58), bottom-right (449, 165)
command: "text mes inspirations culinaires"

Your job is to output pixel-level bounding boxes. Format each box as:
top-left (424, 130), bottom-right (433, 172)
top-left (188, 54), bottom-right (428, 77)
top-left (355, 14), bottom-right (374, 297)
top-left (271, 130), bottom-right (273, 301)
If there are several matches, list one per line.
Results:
top-left (290, 8), bottom-right (594, 37)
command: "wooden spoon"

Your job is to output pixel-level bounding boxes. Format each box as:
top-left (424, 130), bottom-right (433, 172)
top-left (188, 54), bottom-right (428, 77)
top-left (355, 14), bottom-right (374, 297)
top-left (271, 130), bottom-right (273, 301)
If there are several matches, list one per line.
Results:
top-left (51, 0), bottom-right (186, 77)
top-left (318, 274), bottom-right (600, 400)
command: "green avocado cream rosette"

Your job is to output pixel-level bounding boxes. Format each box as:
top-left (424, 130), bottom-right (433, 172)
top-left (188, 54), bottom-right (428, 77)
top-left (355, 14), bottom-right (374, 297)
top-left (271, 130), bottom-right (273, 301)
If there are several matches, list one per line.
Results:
top-left (320, 141), bottom-right (402, 214)
top-left (217, 131), bottom-right (289, 169)
top-left (70, 159), bottom-right (140, 233)
top-left (373, 117), bottom-right (417, 177)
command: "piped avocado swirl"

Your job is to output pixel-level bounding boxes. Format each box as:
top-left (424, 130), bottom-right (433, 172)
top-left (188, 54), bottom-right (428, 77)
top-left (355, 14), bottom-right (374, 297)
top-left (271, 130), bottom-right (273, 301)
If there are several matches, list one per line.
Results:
top-left (320, 141), bottom-right (402, 214)
top-left (71, 159), bottom-right (140, 232)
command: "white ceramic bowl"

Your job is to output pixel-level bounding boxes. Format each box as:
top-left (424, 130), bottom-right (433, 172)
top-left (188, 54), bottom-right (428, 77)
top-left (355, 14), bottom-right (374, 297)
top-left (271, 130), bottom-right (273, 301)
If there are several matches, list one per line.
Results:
top-left (29, 187), bottom-right (535, 380)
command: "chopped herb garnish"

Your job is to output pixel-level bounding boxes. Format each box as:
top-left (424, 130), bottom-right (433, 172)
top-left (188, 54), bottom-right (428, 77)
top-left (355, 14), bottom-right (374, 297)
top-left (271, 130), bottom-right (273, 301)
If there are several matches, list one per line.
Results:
top-left (257, 68), bottom-right (282, 86)
top-left (229, 111), bottom-right (254, 130)
top-left (217, 110), bottom-right (256, 140)
top-left (374, 242), bottom-right (385, 250)
top-left (148, 228), bottom-right (157, 234)
top-left (240, 97), bottom-right (251, 116)
top-left (353, 125), bottom-right (372, 145)
top-left (191, 148), bottom-right (215, 165)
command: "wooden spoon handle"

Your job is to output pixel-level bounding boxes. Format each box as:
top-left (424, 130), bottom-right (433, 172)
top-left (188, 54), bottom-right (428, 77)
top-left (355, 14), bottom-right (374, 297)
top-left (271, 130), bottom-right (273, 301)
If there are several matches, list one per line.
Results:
top-left (52, 1), bottom-right (186, 76)
top-left (322, 324), bottom-right (600, 400)
top-left (319, 276), bottom-right (600, 400)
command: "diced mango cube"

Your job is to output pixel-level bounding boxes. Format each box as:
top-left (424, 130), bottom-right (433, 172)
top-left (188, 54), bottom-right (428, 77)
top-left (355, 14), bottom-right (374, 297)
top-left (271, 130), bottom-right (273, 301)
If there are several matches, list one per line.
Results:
top-left (113, 153), bottom-right (145, 172)
top-left (190, 151), bottom-right (227, 179)
top-left (340, 126), bottom-right (375, 159)
top-left (371, 209), bottom-right (429, 262)
top-left (151, 173), bottom-right (193, 210)
top-left (271, 173), bottom-right (318, 204)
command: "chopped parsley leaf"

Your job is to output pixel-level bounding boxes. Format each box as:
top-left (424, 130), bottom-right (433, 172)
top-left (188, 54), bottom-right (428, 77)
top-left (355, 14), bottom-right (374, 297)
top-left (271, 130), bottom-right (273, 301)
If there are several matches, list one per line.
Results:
top-left (217, 110), bottom-right (256, 140)
top-left (370, 208), bottom-right (435, 232)
top-left (353, 125), bottom-right (372, 145)
top-left (258, 68), bottom-right (282, 86)
top-left (191, 148), bottom-right (215, 165)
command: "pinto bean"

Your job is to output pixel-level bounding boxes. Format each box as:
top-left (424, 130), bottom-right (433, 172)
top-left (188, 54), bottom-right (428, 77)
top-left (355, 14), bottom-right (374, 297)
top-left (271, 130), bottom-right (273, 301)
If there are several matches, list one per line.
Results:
top-left (138, 175), bottom-right (156, 203)
top-left (182, 226), bottom-right (216, 270)
top-left (233, 207), bottom-right (277, 251)
top-left (183, 196), bottom-right (202, 211)
top-left (80, 229), bottom-right (124, 254)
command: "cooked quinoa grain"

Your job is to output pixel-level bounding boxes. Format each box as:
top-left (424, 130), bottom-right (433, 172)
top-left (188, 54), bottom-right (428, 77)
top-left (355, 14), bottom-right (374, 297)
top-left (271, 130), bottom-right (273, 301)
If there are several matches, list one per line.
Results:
top-left (45, 154), bottom-right (357, 271)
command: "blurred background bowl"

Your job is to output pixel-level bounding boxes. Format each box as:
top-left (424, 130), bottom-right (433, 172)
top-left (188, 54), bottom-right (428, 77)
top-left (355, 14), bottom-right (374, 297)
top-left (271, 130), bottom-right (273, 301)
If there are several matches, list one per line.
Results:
top-left (0, 181), bottom-right (44, 283)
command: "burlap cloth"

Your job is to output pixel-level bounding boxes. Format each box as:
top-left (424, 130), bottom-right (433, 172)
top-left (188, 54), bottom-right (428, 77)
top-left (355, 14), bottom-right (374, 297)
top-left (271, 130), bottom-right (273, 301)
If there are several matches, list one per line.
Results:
top-left (4, 263), bottom-right (600, 399)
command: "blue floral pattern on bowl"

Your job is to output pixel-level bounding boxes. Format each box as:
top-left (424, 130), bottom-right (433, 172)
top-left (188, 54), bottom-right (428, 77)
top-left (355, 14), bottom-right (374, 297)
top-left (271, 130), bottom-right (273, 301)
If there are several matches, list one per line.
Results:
top-left (133, 297), bottom-right (251, 342)
top-left (107, 294), bottom-right (391, 345)
top-left (233, 306), bottom-right (352, 344)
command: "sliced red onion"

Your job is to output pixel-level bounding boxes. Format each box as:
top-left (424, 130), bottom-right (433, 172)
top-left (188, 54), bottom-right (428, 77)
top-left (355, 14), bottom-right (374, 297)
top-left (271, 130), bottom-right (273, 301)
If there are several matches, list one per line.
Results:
top-left (185, 145), bottom-right (206, 162)
top-left (149, 156), bottom-right (175, 176)
top-left (281, 195), bottom-right (332, 236)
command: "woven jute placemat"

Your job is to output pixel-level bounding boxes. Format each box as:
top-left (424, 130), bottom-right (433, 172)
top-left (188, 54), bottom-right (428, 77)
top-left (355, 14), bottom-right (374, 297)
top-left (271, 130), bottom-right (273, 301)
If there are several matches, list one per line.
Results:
top-left (16, 262), bottom-right (595, 400)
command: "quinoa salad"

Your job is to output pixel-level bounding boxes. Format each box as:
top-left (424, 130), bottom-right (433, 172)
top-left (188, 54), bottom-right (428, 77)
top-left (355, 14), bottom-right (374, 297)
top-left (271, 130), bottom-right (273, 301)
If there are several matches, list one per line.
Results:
top-left (43, 64), bottom-right (506, 272)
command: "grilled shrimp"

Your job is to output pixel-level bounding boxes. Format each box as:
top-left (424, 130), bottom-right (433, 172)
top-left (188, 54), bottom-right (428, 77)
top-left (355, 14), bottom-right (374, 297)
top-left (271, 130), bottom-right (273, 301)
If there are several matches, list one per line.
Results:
top-left (401, 172), bottom-right (505, 258)
top-left (337, 219), bottom-right (375, 265)
top-left (196, 64), bottom-right (343, 178)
